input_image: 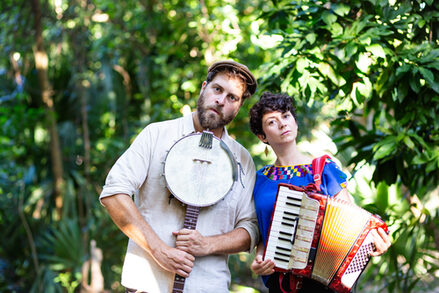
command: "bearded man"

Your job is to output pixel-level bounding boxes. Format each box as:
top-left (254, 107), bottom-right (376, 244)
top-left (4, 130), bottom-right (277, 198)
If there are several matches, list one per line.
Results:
top-left (100, 61), bottom-right (259, 293)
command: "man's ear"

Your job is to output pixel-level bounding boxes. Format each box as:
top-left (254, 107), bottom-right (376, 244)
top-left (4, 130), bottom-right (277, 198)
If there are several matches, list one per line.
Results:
top-left (257, 134), bottom-right (268, 144)
top-left (201, 80), bottom-right (207, 90)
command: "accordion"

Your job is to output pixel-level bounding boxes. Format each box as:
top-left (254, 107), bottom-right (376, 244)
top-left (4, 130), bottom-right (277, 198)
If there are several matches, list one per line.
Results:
top-left (263, 183), bottom-right (388, 293)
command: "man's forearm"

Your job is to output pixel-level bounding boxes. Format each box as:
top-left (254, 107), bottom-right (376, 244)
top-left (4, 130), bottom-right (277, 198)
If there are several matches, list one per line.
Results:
top-left (101, 193), bottom-right (196, 277)
top-left (101, 193), bottom-right (163, 254)
top-left (205, 227), bottom-right (251, 255)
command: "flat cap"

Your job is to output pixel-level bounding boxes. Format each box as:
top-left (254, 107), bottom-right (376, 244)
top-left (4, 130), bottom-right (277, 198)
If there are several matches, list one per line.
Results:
top-left (208, 60), bottom-right (257, 96)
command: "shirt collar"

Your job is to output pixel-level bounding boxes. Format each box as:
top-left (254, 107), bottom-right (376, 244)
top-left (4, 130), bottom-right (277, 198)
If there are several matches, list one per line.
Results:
top-left (182, 113), bottom-right (196, 136)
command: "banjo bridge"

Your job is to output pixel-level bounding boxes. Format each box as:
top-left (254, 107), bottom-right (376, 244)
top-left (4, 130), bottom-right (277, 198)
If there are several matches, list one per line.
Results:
top-left (193, 158), bottom-right (212, 164)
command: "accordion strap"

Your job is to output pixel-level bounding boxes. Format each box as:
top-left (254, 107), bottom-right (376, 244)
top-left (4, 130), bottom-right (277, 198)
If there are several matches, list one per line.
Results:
top-left (278, 273), bottom-right (302, 293)
top-left (311, 154), bottom-right (332, 192)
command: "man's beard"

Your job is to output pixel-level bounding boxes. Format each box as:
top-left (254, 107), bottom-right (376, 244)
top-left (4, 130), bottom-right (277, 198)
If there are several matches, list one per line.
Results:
top-left (197, 92), bottom-right (235, 130)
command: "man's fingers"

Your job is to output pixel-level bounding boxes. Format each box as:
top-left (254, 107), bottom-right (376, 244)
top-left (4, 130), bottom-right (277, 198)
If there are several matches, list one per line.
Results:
top-left (176, 267), bottom-right (191, 278)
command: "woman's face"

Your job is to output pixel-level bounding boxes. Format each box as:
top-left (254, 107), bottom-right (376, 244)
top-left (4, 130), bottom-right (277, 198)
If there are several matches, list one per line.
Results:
top-left (258, 110), bottom-right (298, 146)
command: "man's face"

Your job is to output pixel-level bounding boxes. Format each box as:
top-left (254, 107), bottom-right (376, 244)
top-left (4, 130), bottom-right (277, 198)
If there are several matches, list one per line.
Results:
top-left (197, 72), bottom-right (245, 131)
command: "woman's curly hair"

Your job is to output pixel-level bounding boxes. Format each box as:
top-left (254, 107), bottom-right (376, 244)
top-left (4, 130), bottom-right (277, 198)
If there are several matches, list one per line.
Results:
top-left (249, 92), bottom-right (297, 137)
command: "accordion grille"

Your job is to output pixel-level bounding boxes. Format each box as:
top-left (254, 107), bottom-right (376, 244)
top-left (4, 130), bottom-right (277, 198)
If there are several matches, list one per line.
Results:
top-left (311, 198), bottom-right (371, 285)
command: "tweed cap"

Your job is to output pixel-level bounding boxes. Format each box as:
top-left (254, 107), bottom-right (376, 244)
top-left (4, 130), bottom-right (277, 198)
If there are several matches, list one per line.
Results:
top-left (208, 60), bottom-right (257, 96)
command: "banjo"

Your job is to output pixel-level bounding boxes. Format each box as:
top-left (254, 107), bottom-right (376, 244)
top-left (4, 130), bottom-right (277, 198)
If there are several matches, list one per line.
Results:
top-left (163, 130), bottom-right (238, 293)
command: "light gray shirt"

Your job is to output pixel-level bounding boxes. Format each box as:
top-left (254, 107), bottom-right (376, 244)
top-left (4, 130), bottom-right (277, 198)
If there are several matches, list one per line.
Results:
top-left (100, 114), bottom-right (258, 293)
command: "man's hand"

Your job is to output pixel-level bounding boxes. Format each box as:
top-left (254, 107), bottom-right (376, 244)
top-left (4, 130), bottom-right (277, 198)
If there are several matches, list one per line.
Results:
top-left (370, 227), bottom-right (391, 257)
top-left (152, 245), bottom-right (195, 277)
top-left (173, 229), bottom-right (210, 257)
top-left (251, 255), bottom-right (275, 276)
top-left (102, 195), bottom-right (195, 277)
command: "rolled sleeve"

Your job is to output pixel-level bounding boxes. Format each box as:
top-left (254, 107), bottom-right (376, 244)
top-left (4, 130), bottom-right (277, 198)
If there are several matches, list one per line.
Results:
top-left (99, 127), bottom-right (152, 204)
top-left (233, 151), bottom-right (259, 252)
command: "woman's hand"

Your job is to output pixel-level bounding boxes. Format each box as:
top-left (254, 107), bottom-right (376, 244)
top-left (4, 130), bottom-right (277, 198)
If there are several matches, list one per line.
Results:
top-left (370, 227), bottom-right (391, 257)
top-left (251, 254), bottom-right (275, 276)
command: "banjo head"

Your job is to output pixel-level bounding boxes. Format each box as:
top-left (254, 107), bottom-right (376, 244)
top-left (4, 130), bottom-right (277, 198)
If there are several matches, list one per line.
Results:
top-left (164, 132), bottom-right (236, 207)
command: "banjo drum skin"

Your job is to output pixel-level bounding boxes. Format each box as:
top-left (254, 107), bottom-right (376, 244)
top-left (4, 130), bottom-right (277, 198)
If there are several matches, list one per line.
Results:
top-left (163, 131), bottom-right (238, 293)
top-left (163, 131), bottom-right (237, 207)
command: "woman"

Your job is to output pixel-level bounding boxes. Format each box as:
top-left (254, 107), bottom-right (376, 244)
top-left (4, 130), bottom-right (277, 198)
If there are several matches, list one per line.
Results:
top-left (248, 92), bottom-right (390, 292)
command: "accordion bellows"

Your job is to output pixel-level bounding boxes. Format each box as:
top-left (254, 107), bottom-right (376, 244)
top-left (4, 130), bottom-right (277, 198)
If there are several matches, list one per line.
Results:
top-left (263, 183), bottom-right (388, 293)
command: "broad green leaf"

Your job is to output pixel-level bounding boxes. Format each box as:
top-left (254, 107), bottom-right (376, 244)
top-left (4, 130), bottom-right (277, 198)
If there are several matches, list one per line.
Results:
top-left (296, 58), bottom-right (308, 73)
top-left (419, 67), bottom-right (435, 84)
top-left (409, 76), bottom-right (421, 93)
top-left (425, 61), bottom-right (439, 71)
top-left (322, 11), bottom-right (337, 25)
top-left (330, 23), bottom-right (343, 37)
top-left (318, 62), bottom-right (346, 86)
top-left (305, 33), bottom-right (317, 45)
top-left (356, 53), bottom-right (372, 73)
top-left (366, 44), bottom-right (386, 59)
top-left (332, 3), bottom-right (350, 17)
top-left (396, 64), bottom-right (411, 77)
top-left (345, 42), bottom-right (358, 58)
top-left (403, 136), bottom-right (415, 149)
top-left (375, 181), bottom-right (389, 213)
top-left (373, 141), bottom-right (396, 160)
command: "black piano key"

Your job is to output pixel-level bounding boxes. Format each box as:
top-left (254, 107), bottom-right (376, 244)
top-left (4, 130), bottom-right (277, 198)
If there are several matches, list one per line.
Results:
top-left (278, 236), bottom-right (291, 242)
top-left (282, 215), bottom-right (296, 221)
top-left (276, 251), bottom-right (291, 258)
top-left (286, 201), bottom-right (301, 207)
top-left (276, 245), bottom-right (290, 252)
top-left (279, 231), bottom-right (293, 236)
top-left (284, 211), bottom-right (299, 217)
top-left (286, 195), bottom-right (302, 202)
top-left (281, 221), bottom-right (295, 227)
top-left (274, 256), bottom-right (289, 262)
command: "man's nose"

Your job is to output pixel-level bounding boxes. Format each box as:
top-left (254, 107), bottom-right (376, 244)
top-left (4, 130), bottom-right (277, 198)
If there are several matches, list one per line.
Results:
top-left (215, 94), bottom-right (226, 105)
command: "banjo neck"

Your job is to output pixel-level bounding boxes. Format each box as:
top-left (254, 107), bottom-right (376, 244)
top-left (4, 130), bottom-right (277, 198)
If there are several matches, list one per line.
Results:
top-left (182, 205), bottom-right (200, 230)
top-left (172, 204), bottom-right (200, 293)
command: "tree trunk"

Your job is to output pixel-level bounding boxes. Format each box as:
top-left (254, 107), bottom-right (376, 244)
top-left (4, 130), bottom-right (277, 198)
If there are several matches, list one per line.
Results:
top-left (31, 0), bottom-right (64, 218)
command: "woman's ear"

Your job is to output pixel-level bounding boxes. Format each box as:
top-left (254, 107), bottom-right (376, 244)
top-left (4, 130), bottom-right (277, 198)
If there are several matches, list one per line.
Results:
top-left (257, 134), bottom-right (268, 144)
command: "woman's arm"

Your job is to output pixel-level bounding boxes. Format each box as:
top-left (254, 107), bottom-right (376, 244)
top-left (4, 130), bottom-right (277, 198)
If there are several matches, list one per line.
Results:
top-left (334, 188), bottom-right (354, 203)
top-left (250, 241), bottom-right (275, 275)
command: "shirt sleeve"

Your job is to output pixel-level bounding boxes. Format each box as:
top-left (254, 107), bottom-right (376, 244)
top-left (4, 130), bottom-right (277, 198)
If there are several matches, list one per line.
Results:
top-left (99, 126), bottom-right (152, 205)
top-left (321, 161), bottom-right (348, 197)
top-left (233, 149), bottom-right (259, 252)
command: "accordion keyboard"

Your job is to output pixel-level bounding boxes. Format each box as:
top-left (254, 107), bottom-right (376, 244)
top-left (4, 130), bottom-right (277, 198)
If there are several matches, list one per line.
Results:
top-left (264, 187), bottom-right (320, 270)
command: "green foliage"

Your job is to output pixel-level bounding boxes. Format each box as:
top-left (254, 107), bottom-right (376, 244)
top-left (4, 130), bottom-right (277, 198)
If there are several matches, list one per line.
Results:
top-left (1, 0), bottom-right (439, 292)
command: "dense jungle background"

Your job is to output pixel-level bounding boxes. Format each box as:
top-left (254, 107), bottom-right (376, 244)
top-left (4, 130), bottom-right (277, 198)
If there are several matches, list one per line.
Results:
top-left (1, 0), bottom-right (439, 292)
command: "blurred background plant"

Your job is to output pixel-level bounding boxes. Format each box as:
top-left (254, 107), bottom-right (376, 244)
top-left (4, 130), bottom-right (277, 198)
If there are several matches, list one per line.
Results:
top-left (1, 0), bottom-right (438, 292)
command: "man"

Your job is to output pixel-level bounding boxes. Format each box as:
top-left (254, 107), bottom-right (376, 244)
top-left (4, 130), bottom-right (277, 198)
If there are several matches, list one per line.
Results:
top-left (100, 60), bottom-right (259, 293)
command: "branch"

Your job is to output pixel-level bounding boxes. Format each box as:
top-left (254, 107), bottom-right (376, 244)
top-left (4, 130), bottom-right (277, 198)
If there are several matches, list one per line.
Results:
top-left (18, 182), bottom-right (40, 275)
